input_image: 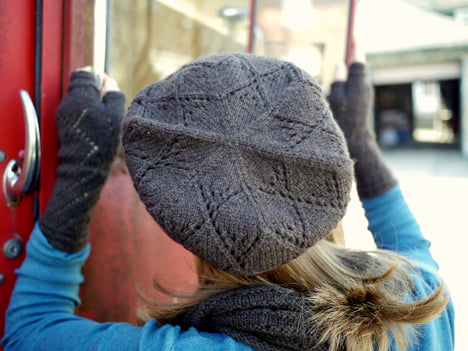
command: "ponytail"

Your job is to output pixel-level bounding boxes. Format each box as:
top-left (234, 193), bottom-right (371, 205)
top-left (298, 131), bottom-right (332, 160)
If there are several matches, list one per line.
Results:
top-left (269, 241), bottom-right (449, 351)
top-left (139, 240), bottom-right (449, 351)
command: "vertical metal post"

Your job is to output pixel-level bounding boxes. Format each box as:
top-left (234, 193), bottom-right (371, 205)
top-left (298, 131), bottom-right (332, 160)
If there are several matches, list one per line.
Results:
top-left (104, 0), bottom-right (111, 73)
top-left (345, 0), bottom-right (356, 66)
top-left (460, 57), bottom-right (468, 157)
top-left (247, 0), bottom-right (257, 53)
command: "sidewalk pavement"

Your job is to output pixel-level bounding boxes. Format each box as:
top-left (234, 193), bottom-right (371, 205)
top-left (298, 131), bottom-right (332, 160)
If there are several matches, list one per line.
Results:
top-left (342, 144), bottom-right (468, 351)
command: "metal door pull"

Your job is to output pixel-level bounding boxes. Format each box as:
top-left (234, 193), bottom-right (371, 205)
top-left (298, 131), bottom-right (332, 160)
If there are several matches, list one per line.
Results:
top-left (2, 90), bottom-right (41, 207)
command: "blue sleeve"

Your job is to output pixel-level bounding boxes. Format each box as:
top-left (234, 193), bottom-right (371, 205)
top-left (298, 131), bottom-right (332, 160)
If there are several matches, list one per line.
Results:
top-left (361, 185), bottom-right (455, 350)
top-left (1, 223), bottom-right (253, 351)
top-left (361, 184), bottom-right (437, 269)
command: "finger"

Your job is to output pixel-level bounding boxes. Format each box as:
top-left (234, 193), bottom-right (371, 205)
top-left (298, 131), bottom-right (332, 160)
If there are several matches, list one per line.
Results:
top-left (102, 76), bottom-right (120, 94)
top-left (77, 66), bottom-right (93, 73)
top-left (350, 34), bottom-right (366, 64)
top-left (95, 72), bottom-right (104, 90)
top-left (334, 62), bottom-right (348, 82)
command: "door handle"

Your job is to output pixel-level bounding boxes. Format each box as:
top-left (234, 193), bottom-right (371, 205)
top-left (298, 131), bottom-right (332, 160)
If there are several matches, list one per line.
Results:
top-left (2, 90), bottom-right (41, 207)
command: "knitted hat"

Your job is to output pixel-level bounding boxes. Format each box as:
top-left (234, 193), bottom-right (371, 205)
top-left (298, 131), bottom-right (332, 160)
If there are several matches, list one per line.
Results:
top-left (122, 53), bottom-right (353, 275)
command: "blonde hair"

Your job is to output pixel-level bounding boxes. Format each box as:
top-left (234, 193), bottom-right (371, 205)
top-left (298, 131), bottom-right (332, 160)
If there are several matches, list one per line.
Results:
top-left (138, 238), bottom-right (448, 351)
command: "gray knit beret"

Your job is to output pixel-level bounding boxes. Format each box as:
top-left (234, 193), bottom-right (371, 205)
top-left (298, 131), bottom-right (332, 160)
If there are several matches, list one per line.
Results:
top-left (122, 53), bottom-right (353, 275)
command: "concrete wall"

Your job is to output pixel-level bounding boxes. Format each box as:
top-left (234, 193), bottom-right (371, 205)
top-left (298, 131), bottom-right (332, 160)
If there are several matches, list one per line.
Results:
top-left (108, 0), bottom-right (250, 100)
top-left (107, 0), bottom-right (350, 99)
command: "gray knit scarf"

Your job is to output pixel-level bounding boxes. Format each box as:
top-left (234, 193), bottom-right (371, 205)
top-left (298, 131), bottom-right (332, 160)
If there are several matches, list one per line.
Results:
top-left (178, 285), bottom-right (330, 351)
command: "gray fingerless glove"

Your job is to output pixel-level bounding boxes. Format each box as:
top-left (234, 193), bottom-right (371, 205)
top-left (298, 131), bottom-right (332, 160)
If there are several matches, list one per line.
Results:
top-left (39, 71), bottom-right (126, 252)
top-left (328, 63), bottom-right (397, 199)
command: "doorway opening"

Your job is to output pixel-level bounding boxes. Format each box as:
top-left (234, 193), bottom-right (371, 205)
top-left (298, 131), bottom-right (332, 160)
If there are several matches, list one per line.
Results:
top-left (374, 79), bottom-right (460, 149)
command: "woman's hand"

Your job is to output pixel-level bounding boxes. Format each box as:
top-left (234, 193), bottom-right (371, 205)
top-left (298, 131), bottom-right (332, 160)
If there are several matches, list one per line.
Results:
top-left (328, 38), bottom-right (372, 146)
top-left (328, 40), bottom-right (397, 199)
top-left (39, 69), bottom-right (126, 252)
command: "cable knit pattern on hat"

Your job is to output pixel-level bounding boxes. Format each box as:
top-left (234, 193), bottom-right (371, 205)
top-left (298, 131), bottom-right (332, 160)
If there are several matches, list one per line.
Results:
top-left (122, 53), bottom-right (353, 275)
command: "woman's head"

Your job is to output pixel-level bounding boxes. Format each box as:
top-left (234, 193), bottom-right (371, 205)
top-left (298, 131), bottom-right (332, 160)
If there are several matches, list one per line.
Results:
top-left (140, 237), bottom-right (448, 351)
top-left (122, 53), bottom-right (353, 275)
top-left (125, 53), bottom-right (449, 351)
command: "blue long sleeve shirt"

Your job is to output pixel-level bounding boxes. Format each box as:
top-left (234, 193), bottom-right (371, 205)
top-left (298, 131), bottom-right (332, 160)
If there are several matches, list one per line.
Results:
top-left (362, 185), bottom-right (455, 350)
top-left (2, 185), bottom-right (455, 350)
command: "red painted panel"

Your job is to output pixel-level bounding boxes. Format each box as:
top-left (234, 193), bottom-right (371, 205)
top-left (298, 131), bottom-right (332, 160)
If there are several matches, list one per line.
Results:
top-left (0, 0), bottom-right (36, 338)
top-left (77, 162), bottom-right (197, 323)
top-left (39, 0), bottom-right (64, 215)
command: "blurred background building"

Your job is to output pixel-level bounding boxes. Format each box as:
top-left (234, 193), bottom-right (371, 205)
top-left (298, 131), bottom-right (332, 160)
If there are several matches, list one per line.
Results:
top-left (356, 0), bottom-right (468, 156)
top-left (103, 0), bottom-right (468, 157)
top-left (106, 0), bottom-right (251, 101)
top-left (104, 0), bottom-right (349, 99)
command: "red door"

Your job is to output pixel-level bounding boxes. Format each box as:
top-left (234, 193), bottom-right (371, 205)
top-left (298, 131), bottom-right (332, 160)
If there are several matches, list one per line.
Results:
top-left (0, 0), bottom-right (37, 337)
top-left (0, 0), bottom-right (64, 341)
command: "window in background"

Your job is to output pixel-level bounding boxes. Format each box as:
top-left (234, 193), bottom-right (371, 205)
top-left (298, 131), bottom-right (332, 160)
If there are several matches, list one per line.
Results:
top-left (251, 0), bottom-right (350, 89)
top-left (106, 0), bottom-right (251, 101)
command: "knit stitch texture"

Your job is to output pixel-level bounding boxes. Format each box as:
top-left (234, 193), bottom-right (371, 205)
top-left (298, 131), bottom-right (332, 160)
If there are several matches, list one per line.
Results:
top-left (39, 71), bottom-right (125, 252)
top-left (179, 285), bottom-right (329, 351)
top-left (328, 63), bottom-right (397, 199)
top-left (122, 53), bottom-right (353, 275)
